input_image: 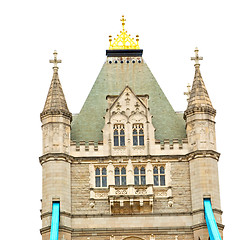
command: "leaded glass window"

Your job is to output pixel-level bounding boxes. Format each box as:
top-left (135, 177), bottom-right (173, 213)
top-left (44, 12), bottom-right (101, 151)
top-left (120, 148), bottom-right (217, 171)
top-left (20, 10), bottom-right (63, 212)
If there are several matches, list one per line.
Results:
top-left (115, 167), bottom-right (126, 186)
top-left (132, 124), bottom-right (144, 146)
top-left (95, 167), bottom-right (107, 187)
top-left (134, 167), bottom-right (139, 185)
top-left (134, 166), bottom-right (146, 185)
top-left (114, 129), bottom-right (119, 146)
top-left (102, 167), bottom-right (107, 187)
top-left (113, 124), bottom-right (125, 146)
top-left (133, 129), bottom-right (138, 146)
top-left (153, 166), bottom-right (165, 186)
top-left (95, 167), bottom-right (100, 187)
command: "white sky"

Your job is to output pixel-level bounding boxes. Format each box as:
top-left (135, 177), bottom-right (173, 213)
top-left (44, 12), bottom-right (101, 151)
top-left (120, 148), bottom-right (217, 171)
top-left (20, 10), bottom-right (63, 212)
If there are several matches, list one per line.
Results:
top-left (0, 0), bottom-right (239, 239)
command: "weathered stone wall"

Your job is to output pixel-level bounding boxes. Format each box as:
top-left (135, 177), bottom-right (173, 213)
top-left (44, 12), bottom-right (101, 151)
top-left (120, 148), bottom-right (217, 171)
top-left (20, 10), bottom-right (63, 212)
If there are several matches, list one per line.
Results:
top-left (71, 163), bottom-right (110, 215)
top-left (169, 161), bottom-right (192, 213)
top-left (71, 159), bottom-right (191, 215)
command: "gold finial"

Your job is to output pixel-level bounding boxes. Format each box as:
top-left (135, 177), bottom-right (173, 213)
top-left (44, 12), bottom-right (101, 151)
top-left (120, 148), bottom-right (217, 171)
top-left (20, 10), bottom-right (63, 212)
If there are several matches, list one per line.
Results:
top-left (120, 15), bottom-right (126, 30)
top-left (109, 15), bottom-right (140, 50)
top-left (49, 50), bottom-right (62, 72)
top-left (191, 47), bottom-right (203, 66)
top-left (184, 83), bottom-right (191, 100)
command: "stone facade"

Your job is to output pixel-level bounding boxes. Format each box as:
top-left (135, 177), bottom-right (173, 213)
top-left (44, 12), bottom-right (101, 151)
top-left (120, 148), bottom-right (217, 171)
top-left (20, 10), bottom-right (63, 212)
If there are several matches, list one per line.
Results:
top-left (40, 50), bottom-right (223, 240)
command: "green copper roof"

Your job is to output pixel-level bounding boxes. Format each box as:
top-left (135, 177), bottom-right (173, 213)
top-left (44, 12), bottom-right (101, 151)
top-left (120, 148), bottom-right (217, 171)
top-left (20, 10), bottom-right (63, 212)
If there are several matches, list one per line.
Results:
top-left (71, 59), bottom-right (186, 143)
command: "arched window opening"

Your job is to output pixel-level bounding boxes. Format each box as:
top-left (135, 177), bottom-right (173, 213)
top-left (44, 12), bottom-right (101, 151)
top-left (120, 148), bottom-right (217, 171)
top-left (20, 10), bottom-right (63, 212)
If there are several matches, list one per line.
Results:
top-left (153, 166), bottom-right (166, 186)
top-left (132, 124), bottom-right (144, 146)
top-left (113, 124), bottom-right (125, 146)
top-left (95, 167), bottom-right (107, 187)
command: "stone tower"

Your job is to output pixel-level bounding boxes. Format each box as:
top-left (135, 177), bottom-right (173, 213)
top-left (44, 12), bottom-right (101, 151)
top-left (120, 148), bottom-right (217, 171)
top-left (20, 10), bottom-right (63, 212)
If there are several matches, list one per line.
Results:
top-left (40, 17), bottom-right (223, 240)
top-left (183, 48), bottom-right (222, 239)
top-left (40, 51), bottom-right (72, 240)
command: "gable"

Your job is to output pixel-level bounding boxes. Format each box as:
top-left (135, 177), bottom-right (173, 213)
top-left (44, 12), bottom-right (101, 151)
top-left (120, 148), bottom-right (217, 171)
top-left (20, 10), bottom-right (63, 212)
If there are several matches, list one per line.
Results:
top-left (108, 86), bottom-right (148, 118)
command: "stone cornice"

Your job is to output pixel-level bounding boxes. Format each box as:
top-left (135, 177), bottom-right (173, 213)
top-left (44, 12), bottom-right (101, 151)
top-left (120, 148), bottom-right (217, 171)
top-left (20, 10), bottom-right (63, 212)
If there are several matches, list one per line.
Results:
top-left (184, 106), bottom-right (216, 120)
top-left (40, 225), bottom-right (194, 236)
top-left (71, 226), bottom-right (193, 236)
top-left (39, 153), bottom-right (73, 165)
top-left (186, 150), bottom-right (220, 161)
top-left (40, 225), bottom-right (72, 234)
top-left (40, 110), bottom-right (72, 122)
top-left (41, 209), bottom-right (223, 220)
top-left (41, 210), bottom-right (71, 219)
top-left (39, 154), bottom-right (190, 165)
top-left (39, 151), bottom-right (220, 164)
top-left (192, 222), bottom-right (224, 231)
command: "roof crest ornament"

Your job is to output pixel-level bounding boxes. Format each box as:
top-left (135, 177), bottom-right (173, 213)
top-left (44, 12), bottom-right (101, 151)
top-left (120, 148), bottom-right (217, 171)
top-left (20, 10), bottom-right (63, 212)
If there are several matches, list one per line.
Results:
top-left (49, 50), bottom-right (62, 72)
top-left (109, 15), bottom-right (140, 50)
top-left (191, 47), bottom-right (203, 67)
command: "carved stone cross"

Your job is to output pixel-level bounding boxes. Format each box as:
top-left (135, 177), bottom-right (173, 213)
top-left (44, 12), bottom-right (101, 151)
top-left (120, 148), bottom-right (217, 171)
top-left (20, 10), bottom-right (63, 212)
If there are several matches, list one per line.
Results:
top-left (191, 47), bottom-right (203, 65)
top-left (50, 50), bottom-right (62, 71)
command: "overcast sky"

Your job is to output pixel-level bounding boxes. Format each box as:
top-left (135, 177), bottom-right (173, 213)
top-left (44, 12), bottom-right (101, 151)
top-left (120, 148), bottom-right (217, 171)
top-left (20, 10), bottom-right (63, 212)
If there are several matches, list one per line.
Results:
top-left (0, 1), bottom-right (239, 239)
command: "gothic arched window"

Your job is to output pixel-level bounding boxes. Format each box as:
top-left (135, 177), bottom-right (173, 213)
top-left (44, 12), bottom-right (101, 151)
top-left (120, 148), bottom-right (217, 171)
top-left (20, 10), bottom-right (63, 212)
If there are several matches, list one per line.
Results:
top-left (132, 124), bottom-right (144, 146)
top-left (134, 166), bottom-right (146, 185)
top-left (113, 124), bottom-right (125, 146)
top-left (115, 167), bottom-right (127, 186)
top-left (153, 166), bottom-right (165, 186)
top-left (95, 167), bottom-right (107, 187)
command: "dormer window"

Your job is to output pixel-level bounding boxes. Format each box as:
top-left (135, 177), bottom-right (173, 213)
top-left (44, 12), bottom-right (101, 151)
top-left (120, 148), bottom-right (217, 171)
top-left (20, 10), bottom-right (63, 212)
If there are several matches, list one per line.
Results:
top-left (132, 124), bottom-right (144, 146)
top-left (113, 124), bottom-right (125, 146)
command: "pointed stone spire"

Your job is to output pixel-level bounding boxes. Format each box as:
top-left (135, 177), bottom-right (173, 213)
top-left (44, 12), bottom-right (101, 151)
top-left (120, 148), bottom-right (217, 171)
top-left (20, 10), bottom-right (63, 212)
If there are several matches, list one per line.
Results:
top-left (184, 48), bottom-right (216, 119)
top-left (40, 51), bottom-right (72, 121)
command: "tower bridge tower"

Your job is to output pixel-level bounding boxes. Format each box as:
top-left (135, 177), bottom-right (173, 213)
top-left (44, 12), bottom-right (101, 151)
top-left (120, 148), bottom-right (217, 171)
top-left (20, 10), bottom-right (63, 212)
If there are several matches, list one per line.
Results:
top-left (40, 16), bottom-right (223, 240)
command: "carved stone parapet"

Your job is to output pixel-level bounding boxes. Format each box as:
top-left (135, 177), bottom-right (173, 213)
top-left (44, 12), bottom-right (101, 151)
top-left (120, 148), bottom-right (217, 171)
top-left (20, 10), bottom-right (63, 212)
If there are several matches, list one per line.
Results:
top-left (90, 188), bottom-right (108, 200)
top-left (108, 185), bottom-right (153, 198)
top-left (154, 186), bottom-right (171, 199)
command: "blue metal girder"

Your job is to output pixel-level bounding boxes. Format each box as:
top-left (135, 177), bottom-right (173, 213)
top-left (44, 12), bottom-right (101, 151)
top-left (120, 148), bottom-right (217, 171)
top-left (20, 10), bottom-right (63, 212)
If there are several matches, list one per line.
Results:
top-left (204, 199), bottom-right (222, 240)
top-left (50, 202), bottom-right (60, 240)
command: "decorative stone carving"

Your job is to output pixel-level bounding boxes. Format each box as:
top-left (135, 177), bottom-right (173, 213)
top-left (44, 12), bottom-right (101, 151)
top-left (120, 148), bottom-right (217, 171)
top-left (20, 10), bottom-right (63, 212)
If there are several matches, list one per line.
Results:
top-left (102, 85), bottom-right (155, 156)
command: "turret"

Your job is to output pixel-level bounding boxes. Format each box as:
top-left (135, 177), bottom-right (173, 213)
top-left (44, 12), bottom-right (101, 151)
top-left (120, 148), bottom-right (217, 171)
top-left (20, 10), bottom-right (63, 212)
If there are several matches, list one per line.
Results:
top-left (184, 48), bottom-right (216, 152)
top-left (40, 51), bottom-right (72, 240)
top-left (40, 50), bottom-right (72, 154)
top-left (184, 48), bottom-right (223, 240)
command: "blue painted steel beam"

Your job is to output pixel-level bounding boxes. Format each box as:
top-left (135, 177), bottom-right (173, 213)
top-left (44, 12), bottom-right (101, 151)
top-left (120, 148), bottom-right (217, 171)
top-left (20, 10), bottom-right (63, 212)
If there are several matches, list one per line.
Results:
top-left (204, 198), bottom-right (222, 240)
top-left (50, 202), bottom-right (60, 240)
